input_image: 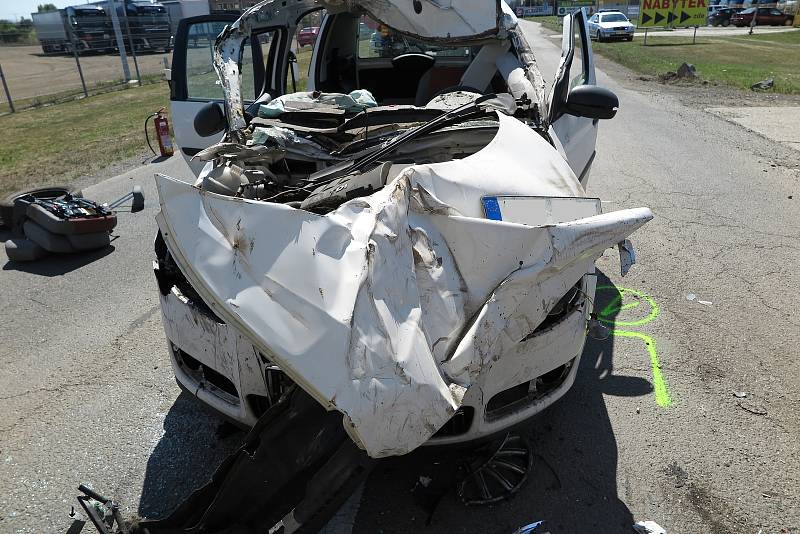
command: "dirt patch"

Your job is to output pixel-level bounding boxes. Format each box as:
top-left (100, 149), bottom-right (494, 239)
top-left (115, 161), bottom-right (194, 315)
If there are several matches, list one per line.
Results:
top-left (686, 482), bottom-right (746, 534)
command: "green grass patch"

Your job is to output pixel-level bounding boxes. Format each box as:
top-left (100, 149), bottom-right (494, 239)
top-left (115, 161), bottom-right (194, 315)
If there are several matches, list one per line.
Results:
top-left (0, 81), bottom-right (170, 196)
top-left (593, 30), bottom-right (800, 94)
top-left (525, 16), bottom-right (563, 33)
top-left (0, 73), bottom-right (165, 115)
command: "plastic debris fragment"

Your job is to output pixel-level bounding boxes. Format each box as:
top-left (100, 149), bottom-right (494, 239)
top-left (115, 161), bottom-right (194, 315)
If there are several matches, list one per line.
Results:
top-left (633, 520), bottom-right (667, 534)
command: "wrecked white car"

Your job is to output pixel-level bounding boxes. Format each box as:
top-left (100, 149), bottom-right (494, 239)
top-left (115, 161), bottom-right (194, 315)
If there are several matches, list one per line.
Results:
top-left (153, 0), bottom-right (652, 461)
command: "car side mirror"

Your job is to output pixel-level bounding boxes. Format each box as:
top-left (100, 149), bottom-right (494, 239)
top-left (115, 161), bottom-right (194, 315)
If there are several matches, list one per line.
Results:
top-left (565, 85), bottom-right (619, 120)
top-left (193, 102), bottom-right (226, 137)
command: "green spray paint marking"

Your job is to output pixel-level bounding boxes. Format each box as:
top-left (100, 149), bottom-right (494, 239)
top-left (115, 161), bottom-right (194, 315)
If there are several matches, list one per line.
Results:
top-left (596, 286), bottom-right (672, 407)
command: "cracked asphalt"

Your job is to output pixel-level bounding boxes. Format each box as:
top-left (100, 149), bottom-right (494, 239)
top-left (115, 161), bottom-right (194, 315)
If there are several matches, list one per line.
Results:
top-left (1, 20), bottom-right (798, 534)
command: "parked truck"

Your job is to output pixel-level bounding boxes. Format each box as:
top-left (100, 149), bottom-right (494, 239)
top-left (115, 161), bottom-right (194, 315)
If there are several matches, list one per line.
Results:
top-left (116, 0), bottom-right (173, 52)
top-left (160, 0), bottom-right (210, 40)
top-left (32, 5), bottom-right (113, 54)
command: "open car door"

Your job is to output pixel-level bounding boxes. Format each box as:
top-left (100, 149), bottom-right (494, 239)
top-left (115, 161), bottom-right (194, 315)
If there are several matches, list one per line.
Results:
top-left (170, 14), bottom-right (238, 176)
top-left (547, 9), bottom-right (599, 185)
top-left (170, 3), bottom-right (319, 176)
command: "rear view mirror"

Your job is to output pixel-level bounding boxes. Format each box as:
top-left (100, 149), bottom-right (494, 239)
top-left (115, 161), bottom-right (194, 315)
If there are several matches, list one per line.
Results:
top-left (565, 85), bottom-right (619, 120)
top-left (194, 102), bottom-right (226, 137)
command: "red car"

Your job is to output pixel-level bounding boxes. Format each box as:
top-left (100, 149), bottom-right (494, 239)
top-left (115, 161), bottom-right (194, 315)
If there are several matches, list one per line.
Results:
top-left (297, 26), bottom-right (319, 47)
top-left (730, 7), bottom-right (794, 26)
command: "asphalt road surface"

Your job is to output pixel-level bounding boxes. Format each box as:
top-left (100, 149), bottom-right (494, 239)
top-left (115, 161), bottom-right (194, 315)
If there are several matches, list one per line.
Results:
top-left (1, 20), bottom-right (798, 534)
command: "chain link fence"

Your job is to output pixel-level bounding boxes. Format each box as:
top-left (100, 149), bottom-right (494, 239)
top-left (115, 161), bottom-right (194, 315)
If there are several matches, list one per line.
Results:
top-left (0, 12), bottom-right (173, 114)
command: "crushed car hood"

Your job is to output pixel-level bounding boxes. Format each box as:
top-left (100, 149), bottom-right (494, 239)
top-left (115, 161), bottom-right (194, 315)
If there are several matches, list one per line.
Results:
top-left (156, 113), bottom-right (653, 457)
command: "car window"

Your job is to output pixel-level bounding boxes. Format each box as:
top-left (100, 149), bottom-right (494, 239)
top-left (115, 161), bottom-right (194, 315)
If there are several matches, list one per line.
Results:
top-left (240, 30), bottom-right (280, 101)
top-left (601, 13), bottom-right (628, 22)
top-left (590, 14), bottom-right (599, 22)
top-left (771, 9), bottom-right (782, 15)
top-left (185, 21), bottom-right (229, 100)
top-left (288, 10), bottom-right (324, 92)
top-left (741, 7), bottom-right (755, 13)
top-left (567, 16), bottom-right (587, 91)
top-left (357, 15), bottom-right (471, 59)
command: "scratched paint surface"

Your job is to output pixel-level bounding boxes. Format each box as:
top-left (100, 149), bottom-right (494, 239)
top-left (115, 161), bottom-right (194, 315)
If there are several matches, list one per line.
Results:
top-left (597, 286), bottom-right (671, 407)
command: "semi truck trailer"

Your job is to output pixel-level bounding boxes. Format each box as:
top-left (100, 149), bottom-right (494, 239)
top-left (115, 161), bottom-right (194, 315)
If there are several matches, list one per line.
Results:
top-left (32, 5), bottom-right (113, 54)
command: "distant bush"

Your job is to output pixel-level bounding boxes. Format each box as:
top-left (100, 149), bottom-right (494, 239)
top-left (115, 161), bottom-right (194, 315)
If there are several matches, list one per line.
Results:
top-left (0, 20), bottom-right (37, 46)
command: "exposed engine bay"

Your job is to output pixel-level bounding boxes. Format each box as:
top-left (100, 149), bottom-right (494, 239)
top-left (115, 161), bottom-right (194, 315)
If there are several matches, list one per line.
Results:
top-left (193, 91), bottom-right (524, 213)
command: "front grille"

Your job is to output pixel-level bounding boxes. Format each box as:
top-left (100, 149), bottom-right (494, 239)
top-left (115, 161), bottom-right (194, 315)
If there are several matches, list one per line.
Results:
top-left (521, 281), bottom-right (583, 342)
top-left (434, 407), bottom-right (474, 437)
top-left (174, 347), bottom-right (240, 405)
top-left (247, 358), bottom-right (295, 418)
top-left (485, 359), bottom-right (575, 420)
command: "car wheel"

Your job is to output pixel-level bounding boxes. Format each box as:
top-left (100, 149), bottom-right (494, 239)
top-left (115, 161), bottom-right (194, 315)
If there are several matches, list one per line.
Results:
top-left (0, 185), bottom-right (81, 230)
top-left (785, 18), bottom-right (793, 26)
top-left (721, 19), bottom-right (730, 26)
top-left (627, 35), bottom-right (634, 41)
top-left (598, 32), bottom-right (604, 42)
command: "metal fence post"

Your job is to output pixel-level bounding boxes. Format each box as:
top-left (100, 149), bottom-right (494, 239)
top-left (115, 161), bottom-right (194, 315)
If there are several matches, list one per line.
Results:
top-left (67, 22), bottom-right (89, 98)
top-left (121, 3), bottom-right (142, 84)
top-left (107, 0), bottom-right (132, 82)
top-left (0, 63), bottom-right (15, 113)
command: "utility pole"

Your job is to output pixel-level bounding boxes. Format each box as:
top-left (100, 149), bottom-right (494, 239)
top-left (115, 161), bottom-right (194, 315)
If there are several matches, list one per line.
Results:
top-left (107, 0), bottom-right (131, 82)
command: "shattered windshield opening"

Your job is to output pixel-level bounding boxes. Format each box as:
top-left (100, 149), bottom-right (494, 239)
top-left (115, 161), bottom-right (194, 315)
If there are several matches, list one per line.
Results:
top-left (358, 15), bottom-right (473, 59)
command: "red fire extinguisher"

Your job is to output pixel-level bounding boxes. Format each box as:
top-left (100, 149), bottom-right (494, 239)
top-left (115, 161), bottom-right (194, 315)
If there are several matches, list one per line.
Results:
top-left (145, 108), bottom-right (174, 157)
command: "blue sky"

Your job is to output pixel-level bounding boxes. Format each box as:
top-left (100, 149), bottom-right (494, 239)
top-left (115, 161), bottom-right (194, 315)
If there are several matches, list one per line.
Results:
top-left (1, 1), bottom-right (91, 21)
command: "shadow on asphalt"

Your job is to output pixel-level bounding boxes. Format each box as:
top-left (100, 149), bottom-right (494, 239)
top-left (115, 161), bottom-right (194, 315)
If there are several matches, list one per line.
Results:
top-left (134, 274), bottom-right (652, 532)
top-left (1, 243), bottom-right (115, 276)
top-left (353, 273), bottom-right (652, 533)
top-left (137, 392), bottom-right (245, 519)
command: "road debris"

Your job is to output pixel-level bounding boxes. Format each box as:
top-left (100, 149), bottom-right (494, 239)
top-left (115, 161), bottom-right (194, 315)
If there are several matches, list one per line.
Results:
top-left (733, 391), bottom-right (747, 398)
top-left (3, 186), bottom-right (144, 262)
top-left (633, 520), bottom-right (667, 534)
top-left (677, 63), bottom-right (697, 78)
top-left (457, 433), bottom-right (532, 506)
top-left (514, 521), bottom-right (547, 533)
top-left (750, 78), bottom-right (774, 91)
top-left (686, 293), bottom-right (712, 306)
top-left (737, 401), bottom-right (767, 416)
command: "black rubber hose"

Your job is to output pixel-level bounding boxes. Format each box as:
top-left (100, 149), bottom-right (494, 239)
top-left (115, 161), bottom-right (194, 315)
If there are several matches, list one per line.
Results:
top-left (144, 113), bottom-right (157, 155)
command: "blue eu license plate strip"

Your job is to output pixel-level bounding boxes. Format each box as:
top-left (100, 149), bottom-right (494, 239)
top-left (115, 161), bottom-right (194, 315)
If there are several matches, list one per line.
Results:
top-left (482, 196), bottom-right (503, 221)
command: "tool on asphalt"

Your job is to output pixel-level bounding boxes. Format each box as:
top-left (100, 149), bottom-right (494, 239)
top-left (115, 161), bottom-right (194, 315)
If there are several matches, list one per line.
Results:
top-left (105, 185), bottom-right (145, 212)
top-left (145, 108), bottom-right (174, 158)
top-left (77, 484), bottom-right (130, 534)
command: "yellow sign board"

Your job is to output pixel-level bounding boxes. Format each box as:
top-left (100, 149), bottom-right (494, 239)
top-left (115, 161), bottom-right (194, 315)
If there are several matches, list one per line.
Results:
top-left (639, 0), bottom-right (708, 27)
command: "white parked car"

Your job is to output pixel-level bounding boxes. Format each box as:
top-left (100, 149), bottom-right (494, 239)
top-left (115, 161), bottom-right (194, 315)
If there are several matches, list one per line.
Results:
top-left (154, 0), bottom-right (651, 459)
top-left (588, 10), bottom-right (636, 42)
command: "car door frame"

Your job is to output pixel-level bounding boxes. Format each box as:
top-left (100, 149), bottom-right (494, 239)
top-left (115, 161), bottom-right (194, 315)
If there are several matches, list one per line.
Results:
top-left (169, 14), bottom-right (296, 174)
top-left (547, 8), bottom-right (599, 185)
top-left (170, 14), bottom-right (242, 171)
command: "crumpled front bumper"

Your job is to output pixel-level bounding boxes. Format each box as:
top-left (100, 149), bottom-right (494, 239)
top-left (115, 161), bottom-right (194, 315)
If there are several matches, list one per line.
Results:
top-left (154, 168), bottom-right (651, 457)
top-left (156, 266), bottom-right (594, 444)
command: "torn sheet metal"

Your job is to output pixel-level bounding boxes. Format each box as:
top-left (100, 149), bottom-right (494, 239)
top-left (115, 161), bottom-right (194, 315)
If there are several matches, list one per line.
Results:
top-left (155, 113), bottom-right (652, 458)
